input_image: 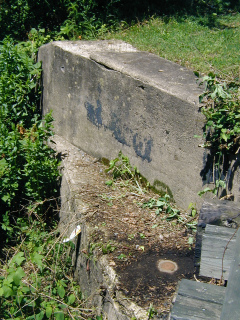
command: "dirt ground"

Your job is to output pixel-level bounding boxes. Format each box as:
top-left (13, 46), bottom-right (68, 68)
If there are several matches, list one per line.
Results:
top-left (69, 152), bottom-right (198, 318)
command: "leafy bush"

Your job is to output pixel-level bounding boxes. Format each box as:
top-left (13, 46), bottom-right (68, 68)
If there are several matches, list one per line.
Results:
top-left (0, 0), bottom-right (117, 40)
top-left (0, 39), bottom-right (41, 126)
top-left (0, 0), bottom-right (68, 40)
top-left (0, 35), bottom-right (99, 320)
top-left (1, 0), bottom-right (239, 41)
top-left (198, 73), bottom-right (240, 196)
top-left (0, 38), bottom-right (60, 240)
top-left (0, 208), bottom-right (98, 320)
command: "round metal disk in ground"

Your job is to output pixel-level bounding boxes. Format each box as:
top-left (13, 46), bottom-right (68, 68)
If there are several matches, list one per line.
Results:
top-left (157, 259), bottom-right (178, 274)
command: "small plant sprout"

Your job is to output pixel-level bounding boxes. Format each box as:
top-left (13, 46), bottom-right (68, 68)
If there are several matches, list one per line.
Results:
top-left (188, 202), bottom-right (197, 217)
top-left (117, 253), bottom-right (127, 260)
top-left (102, 243), bottom-right (116, 254)
top-left (188, 236), bottom-right (195, 249)
top-left (128, 234), bottom-right (135, 240)
top-left (105, 151), bottom-right (145, 193)
top-left (143, 194), bottom-right (182, 222)
top-left (148, 303), bottom-right (158, 319)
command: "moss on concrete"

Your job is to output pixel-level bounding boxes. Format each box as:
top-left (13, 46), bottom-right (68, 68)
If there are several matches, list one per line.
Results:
top-left (153, 179), bottom-right (174, 200)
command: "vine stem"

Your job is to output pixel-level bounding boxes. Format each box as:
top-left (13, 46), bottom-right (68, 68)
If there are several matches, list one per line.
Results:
top-left (220, 226), bottom-right (239, 283)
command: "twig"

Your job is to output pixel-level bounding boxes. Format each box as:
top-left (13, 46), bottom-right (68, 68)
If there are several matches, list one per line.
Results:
top-left (221, 226), bottom-right (239, 283)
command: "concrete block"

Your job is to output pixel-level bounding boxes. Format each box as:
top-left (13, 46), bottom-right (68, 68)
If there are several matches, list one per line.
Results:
top-left (39, 40), bottom-right (207, 209)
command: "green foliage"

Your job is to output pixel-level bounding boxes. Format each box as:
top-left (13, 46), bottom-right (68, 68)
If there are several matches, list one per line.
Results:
top-left (0, 39), bottom-right (59, 217)
top-left (143, 194), bottom-right (183, 223)
top-left (188, 202), bottom-right (197, 218)
top-left (105, 151), bottom-right (148, 193)
top-left (0, 211), bottom-right (97, 320)
top-left (0, 0), bottom-right (121, 41)
top-left (148, 303), bottom-right (158, 319)
top-left (0, 38), bottom-right (60, 247)
top-left (101, 243), bottom-right (116, 254)
top-left (193, 0), bottom-right (239, 15)
top-left (198, 73), bottom-right (240, 196)
top-left (117, 253), bottom-right (127, 260)
top-left (2, 0), bottom-right (239, 41)
top-left (0, 0), bottom-right (68, 40)
top-left (59, 0), bottom-right (102, 39)
top-left (106, 151), bottom-right (138, 179)
top-left (0, 113), bottom-right (59, 209)
top-left (199, 74), bottom-right (240, 154)
top-left (0, 38), bottom-right (40, 126)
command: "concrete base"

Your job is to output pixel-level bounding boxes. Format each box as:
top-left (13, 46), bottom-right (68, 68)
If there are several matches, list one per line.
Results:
top-left (53, 135), bottom-right (149, 320)
top-left (39, 40), bottom-right (238, 210)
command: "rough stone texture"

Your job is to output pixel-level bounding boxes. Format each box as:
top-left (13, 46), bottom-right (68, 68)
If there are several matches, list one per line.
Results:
top-left (53, 135), bottom-right (149, 320)
top-left (198, 200), bottom-right (240, 226)
top-left (39, 40), bottom-right (209, 210)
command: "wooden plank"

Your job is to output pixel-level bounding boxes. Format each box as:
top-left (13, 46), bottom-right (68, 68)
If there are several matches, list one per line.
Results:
top-left (220, 229), bottom-right (240, 319)
top-left (203, 224), bottom-right (237, 238)
top-left (199, 225), bottom-right (237, 280)
top-left (170, 279), bottom-right (226, 320)
top-left (177, 278), bottom-right (226, 303)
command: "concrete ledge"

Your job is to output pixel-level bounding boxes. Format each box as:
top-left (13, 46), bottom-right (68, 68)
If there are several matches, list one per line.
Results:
top-left (54, 135), bottom-right (148, 320)
top-left (39, 40), bottom-right (206, 209)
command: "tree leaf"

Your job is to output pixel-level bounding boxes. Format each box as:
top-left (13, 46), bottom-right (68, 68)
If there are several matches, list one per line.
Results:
top-left (46, 306), bottom-right (53, 318)
top-left (54, 311), bottom-right (65, 320)
top-left (68, 294), bottom-right (75, 305)
top-left (191, 209), bottom-right (197, 218)
top-left (2, 285), bottom-right (14, 298)
top-left (156, 200), bottom-right (165, 207)
top-left (13, 267), bottom-right (26, 286)
top-left (30, 252), bottom-right (43, 269)
top-left (36, 311), bottom-right (45, 320)
top-left (57, 285), bottom-right (65, 299)
top-left (11, 252), bottom-right (26, 266)
top-left (0, 287), bottom-right (4, 296)
top-left (0, 158), bottom-right (7, 174)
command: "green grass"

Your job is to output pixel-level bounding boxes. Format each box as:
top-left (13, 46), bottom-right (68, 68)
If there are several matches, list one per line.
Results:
top-left (104, 13), bottom-right (240, 80)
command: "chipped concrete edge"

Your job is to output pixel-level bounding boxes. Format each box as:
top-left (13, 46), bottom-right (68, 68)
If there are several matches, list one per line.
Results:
top-left (51, 135), bottom-right (149, 320)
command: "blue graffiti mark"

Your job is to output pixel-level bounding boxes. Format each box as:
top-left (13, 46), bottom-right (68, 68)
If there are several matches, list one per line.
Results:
top-left (133, 133), bottom-right (153, 162)
top-left (84, 98), bottom-right (153, 163)
top-left (84, 100), bottom-right (102, 128)
top-left (108, 113), bottom-right (130, 146)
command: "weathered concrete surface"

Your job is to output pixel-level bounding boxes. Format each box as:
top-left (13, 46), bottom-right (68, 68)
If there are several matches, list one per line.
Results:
top-left (39, 40), bottom-right (207, 209)
top-left (54, 135), bottom-right (149, 320)
top-left (198, 199), bottom-right (240, 227)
